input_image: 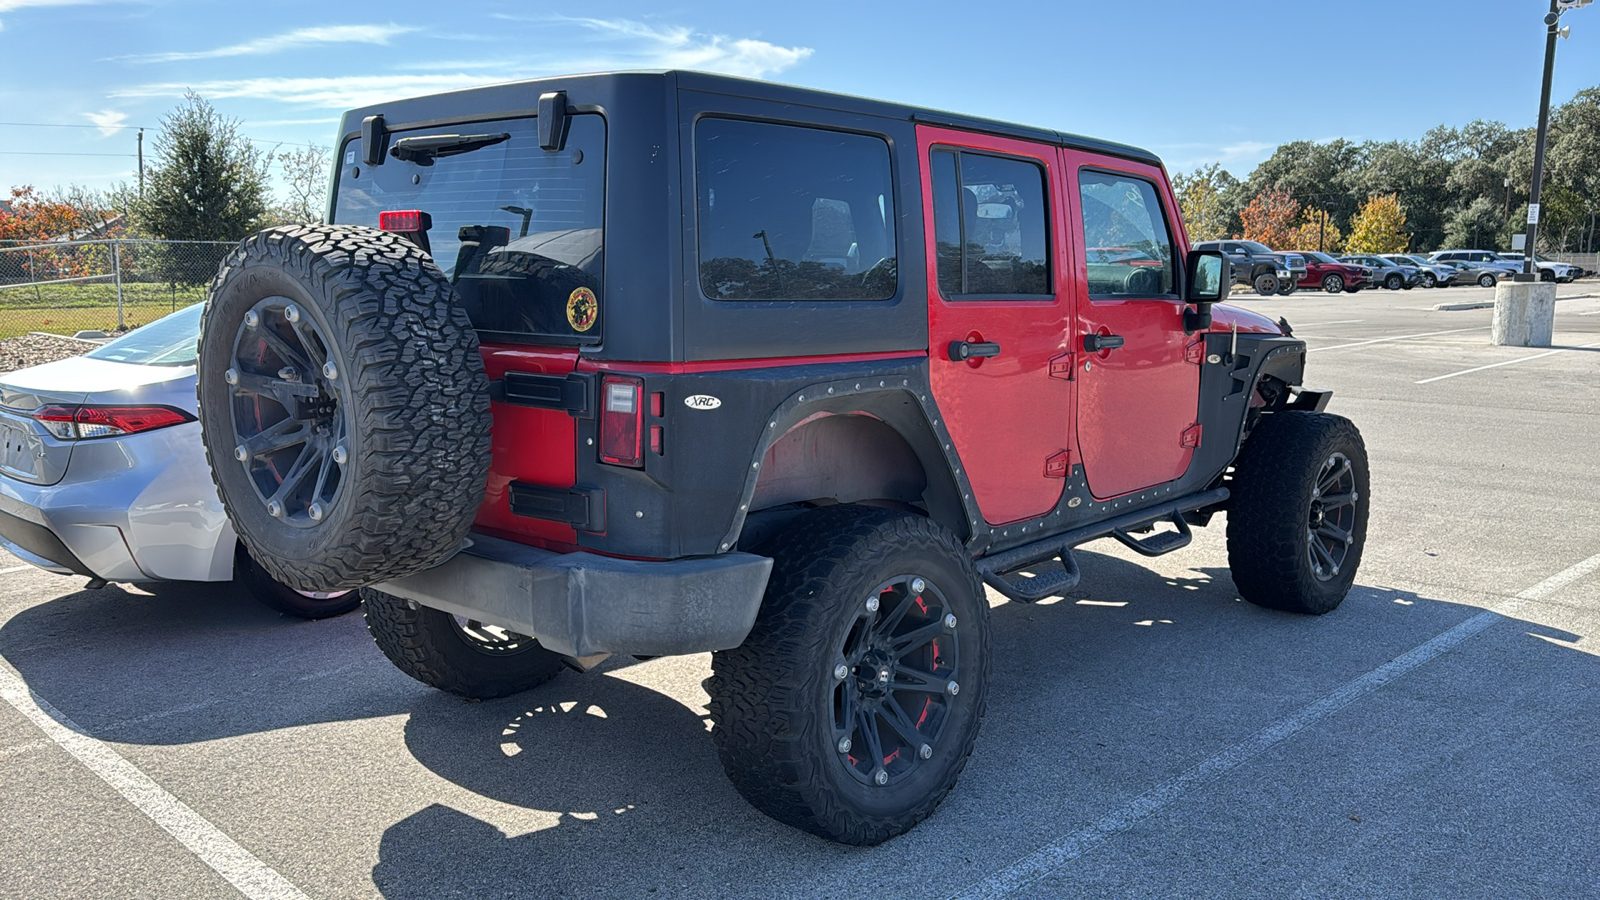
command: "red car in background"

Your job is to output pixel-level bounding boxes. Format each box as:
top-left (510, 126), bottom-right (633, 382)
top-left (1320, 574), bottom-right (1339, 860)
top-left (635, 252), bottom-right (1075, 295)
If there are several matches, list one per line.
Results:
top-left (1294, 251), bottom-right (1370, 294)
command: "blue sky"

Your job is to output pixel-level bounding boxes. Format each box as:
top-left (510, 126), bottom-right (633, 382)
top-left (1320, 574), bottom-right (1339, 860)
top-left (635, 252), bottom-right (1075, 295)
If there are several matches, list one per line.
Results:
top-left (2, 0), bottom-right (1598, 197)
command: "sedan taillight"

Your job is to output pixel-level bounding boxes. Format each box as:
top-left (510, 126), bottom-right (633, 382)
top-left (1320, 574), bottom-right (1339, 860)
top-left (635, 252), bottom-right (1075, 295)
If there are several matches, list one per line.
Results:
top-left (30, 404), bottom-right (194, 440)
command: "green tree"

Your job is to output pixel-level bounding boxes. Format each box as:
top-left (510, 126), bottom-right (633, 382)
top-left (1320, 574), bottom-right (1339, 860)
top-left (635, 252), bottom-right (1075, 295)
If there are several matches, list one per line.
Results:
top-left (1346, 194), bottom-right (1409, 254)
top-left (1441, 197), bottom-right (1505, 251)
top-left (135, 92), bottom-right (271, 250)
top-left (1172, 162), bottom-right (1236, 242)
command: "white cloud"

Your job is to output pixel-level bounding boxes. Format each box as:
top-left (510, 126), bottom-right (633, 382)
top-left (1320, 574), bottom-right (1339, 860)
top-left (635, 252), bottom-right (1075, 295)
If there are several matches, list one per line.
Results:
top-left (84, 109), bottom-right (127, 136)
top-left (112, 73), bottom-right (494, 110)
top-left (118, 23), bottom-right (416, 63)
top-left (0, 0), bottom-right (117, 30)
top-left (553, 17), bottom-right (812, 78)
top-left (114, 17), bottom-right (813, 111)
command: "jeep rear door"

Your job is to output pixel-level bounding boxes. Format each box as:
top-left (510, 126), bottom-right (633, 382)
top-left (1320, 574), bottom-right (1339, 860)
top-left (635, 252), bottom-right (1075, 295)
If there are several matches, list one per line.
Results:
top-left (1063, 151), bottom-right (1200, 499)
top-left (918, 125), bottom-right (1072, 526)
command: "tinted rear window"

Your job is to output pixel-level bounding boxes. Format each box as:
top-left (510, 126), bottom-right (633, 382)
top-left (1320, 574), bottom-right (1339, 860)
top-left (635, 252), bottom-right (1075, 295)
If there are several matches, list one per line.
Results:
top-left (334, 114), bottom-right (605, 344)
top-left (84, 302), bottom-right (203, 367)
top-left (696, 118), bottom-right (897, 302)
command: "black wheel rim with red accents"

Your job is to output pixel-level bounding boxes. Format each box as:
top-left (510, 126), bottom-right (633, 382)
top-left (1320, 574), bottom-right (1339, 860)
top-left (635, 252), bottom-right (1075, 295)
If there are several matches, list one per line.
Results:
top-left (832, 575), bottom-right (960, 788)
top-left (1308, 452), bottom-right (1359, 582)
top-left (226, 296), bottom-right (351, 530)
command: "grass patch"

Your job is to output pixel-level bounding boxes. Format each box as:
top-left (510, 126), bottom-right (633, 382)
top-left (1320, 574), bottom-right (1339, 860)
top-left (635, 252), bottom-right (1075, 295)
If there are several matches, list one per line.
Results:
top-left (0, 282), bottom-right (205, 339)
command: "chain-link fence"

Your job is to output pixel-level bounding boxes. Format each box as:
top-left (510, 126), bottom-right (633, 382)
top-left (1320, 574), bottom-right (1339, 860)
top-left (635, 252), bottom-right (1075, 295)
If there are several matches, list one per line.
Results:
top-left (0, 238), bottom-right (236, 340)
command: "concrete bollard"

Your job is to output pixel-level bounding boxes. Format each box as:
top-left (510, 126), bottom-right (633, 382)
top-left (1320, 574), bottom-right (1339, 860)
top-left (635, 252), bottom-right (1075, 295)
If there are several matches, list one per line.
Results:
top-left (1491, 282), bottom-right (1556, 347)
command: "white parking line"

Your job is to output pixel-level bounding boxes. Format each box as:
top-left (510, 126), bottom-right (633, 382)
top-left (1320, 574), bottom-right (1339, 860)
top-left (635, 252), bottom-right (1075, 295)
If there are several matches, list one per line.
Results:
top-left (1415, 339), bottom-right (1600, 384)
top-left (0, 661), bottom-right (311, 900)
top-left (951, 550), bottom-right (1600, 899)
top-left (0, 565), bottom-right (33, 576)
top-left (1306, 327), bottom-right (1481, 352)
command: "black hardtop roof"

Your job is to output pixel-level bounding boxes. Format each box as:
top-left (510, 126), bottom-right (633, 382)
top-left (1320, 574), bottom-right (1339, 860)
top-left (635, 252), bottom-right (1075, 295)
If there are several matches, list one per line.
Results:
top-left (336, 69), bottom-right (1162, 167)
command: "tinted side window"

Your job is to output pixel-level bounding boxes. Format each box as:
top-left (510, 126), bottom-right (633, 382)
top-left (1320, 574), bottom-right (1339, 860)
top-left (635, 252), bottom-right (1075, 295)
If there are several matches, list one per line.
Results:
top-left (1078, 171), bottom-right (1175, 297)
top-left (696, 118), bottom-right (896, 302)
top-left (929, 149), bottom-right (1051, 297)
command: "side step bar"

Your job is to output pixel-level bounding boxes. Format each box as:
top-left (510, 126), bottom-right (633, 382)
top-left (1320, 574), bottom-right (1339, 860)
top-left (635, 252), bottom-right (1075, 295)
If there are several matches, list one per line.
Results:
top-left (976, 487), bottom-right (1229, 603)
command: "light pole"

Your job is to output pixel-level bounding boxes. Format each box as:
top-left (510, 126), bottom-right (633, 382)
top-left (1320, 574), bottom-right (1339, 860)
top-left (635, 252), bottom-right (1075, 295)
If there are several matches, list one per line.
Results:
top-left (1519, 0), bottom-right (1591, 280)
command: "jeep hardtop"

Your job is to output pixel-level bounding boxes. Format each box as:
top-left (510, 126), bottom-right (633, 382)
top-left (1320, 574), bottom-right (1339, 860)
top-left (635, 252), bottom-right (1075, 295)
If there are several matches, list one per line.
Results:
top-left (196, 71), bottom-right (1369, 845)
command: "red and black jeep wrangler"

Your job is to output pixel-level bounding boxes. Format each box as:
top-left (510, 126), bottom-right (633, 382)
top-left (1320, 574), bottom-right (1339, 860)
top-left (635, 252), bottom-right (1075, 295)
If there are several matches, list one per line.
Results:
top-left (196, 71), bottom-right (1368, 845)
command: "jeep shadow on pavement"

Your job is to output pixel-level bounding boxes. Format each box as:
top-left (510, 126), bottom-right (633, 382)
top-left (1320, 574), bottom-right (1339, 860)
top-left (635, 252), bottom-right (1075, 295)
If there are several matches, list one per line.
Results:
top-left (194, 71), bottom-right (1370, 844)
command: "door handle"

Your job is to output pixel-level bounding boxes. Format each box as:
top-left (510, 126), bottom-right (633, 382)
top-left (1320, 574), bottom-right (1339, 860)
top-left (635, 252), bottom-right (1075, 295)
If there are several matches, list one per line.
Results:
top-left (948, 340), bottom-right (1002, 361)
top-left (1083, 334), bottom-right (1125, 352)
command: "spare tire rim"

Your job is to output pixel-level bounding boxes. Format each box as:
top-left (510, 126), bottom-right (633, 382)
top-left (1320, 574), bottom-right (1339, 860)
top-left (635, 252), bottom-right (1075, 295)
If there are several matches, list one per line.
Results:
top-left (451, 615), bottom-right (536, 656)
top-left (227, 296), bottom-right (352, 530)
top-left (1308, 452), bottom-right (1358, 582)
top-left (832, 575), bottom-right (960, 788)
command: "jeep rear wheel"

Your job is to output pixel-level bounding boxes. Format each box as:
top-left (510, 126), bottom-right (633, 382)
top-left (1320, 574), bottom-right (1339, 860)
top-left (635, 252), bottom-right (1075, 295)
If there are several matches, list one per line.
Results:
top-left (1253, 272), bottom-right (1280, 296)
top-left (708, 505), bottom-right (990, 845)
top-left (361, 588), bottom-right (566, 699)
top-left (1227, 412), bottom-right (1369, 615)
top-left (197, 225), bottom-right (492, 593)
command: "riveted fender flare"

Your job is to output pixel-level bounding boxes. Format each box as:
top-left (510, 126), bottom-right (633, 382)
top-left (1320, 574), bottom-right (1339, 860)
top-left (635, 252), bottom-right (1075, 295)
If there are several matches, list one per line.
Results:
top-left (718, 376), bottom-right (971, 553)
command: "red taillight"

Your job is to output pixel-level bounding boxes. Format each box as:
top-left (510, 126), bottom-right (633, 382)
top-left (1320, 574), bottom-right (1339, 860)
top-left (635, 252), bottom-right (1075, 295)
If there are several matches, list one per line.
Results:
top-left (30, 404), bottom-right (194, 440)
top-left (598, 376), bottom-right (644, 468)
top-left (378, 209), bottom-right (431, 233)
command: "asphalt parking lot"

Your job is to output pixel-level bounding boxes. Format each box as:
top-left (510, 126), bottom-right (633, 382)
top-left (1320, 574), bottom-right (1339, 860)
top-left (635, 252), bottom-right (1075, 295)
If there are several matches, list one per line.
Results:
top-left (2, 281), bottom-right (1597, 899)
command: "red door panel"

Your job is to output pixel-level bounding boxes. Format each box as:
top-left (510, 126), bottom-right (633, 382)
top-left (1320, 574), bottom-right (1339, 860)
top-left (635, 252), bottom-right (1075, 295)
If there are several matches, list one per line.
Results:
top-left (1062, 151), bottom-right (1199, 500)
top-left (918, 125), bottom-right (1073, 526)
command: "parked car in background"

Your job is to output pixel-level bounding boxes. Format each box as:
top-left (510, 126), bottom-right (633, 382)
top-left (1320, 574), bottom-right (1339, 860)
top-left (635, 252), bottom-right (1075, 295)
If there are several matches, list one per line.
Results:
top-left (1499, 252), bottom-right (1578, 282)
top-left (1340, 254), bottom-right (1422, 290)
top-left (0, 303), bottom-right (358, 619)
top-left (1193, 239), bottom-right (1307, 295)
top-left (1430, 250), bottom-right (1523, 278)
top-left (1383, 254), bottom-right (1458, 288)
top-left (1434, 259), bottom-right (1504, 288)
top-left (1292, 250), bottom-right (1370, 293)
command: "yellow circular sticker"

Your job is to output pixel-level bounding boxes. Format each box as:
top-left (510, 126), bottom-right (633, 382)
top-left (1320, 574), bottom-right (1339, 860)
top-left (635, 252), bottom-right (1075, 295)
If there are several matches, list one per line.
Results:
top-left (566, 287), bottom-right (598, 333)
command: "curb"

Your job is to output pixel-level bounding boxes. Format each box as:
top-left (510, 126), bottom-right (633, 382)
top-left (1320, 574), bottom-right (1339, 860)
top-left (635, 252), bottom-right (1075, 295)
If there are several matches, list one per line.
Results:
top-left (1433, 291), bottom-right (1597, 312)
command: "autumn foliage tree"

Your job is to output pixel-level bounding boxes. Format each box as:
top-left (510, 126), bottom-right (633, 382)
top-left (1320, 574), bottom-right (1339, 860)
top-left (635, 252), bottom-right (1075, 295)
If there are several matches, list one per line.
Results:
top-left (0, 186), bottom-right (102, 244)
top-left (1345, 194), bottom-right (1410, 253)
top-left (1173, 163), bottom-right (1236, 242)
top-left (1288, 209), bottom-right (1344, 253)
top-left (1239, 187), bottom-right (1301, 249)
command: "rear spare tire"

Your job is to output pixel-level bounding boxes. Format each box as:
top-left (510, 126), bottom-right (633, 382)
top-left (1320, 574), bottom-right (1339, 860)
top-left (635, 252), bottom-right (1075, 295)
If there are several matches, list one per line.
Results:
top-left (197, 225), bottom-right (492, 593)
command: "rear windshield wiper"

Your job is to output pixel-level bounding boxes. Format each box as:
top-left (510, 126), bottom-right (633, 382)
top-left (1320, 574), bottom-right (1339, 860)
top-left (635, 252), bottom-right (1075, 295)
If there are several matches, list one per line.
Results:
top-left (390, 132), bottom-right (511, 166)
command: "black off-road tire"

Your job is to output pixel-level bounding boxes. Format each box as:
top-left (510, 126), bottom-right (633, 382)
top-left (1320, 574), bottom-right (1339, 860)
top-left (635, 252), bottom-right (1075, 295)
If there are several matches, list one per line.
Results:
top-left (236, 545), bottom-right (358, 619)
top-left (707, 505), bottom-right (991, 845)
top-left (197, 225), bottom-right (492, 593)
top-left (1253, 272), bottom-right (1280, 295)
top-left (1227, 412), bottom-right (1370, 615)
top-left (361, 588), bottom-right (565, 699)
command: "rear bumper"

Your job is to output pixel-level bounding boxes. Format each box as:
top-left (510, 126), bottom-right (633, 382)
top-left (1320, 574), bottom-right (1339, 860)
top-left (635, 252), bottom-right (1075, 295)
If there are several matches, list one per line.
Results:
top-left (373, 534), bottom-right (773, 658)
top-left (0, 509), bottom-right (92, 576)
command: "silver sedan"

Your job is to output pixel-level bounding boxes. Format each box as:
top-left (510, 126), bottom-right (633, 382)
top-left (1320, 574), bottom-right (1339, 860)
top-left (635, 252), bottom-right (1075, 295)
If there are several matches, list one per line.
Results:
top-left (0, 303), bottom-right (356, 618)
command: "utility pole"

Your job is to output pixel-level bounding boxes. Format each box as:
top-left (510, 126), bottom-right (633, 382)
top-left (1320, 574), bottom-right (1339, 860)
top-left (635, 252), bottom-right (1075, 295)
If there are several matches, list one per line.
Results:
top-left (1520, 0), bottom-right (1566, 280)
top-left (137, 128), bottom-right (145, 197)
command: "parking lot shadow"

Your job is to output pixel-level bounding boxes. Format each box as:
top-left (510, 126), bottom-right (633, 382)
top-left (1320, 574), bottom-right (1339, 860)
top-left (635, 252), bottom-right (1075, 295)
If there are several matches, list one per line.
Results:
top-left (368, 550), bottom-right (1600, 899)
top-left (0, 579), bottom-right (416, 744)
